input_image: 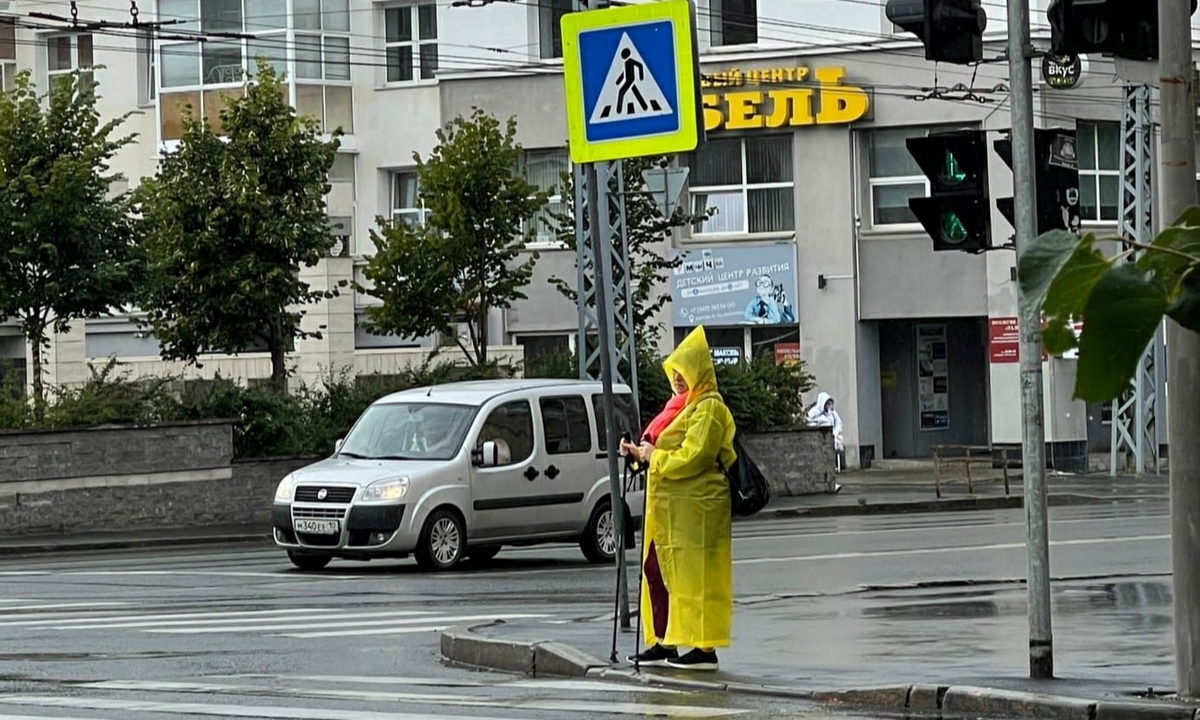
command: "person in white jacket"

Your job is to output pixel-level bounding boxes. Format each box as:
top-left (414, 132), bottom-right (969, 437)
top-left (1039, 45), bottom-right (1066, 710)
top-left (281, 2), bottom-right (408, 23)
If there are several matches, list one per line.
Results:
top-left (806, 391), bottom-right (845, 492)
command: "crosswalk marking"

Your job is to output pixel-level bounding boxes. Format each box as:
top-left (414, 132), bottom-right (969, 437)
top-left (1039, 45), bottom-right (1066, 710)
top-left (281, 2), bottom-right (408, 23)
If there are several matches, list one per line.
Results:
top-left (67, 678), bottom-right (748, 717)
top-left (1, 601), bottom-right (554, 639)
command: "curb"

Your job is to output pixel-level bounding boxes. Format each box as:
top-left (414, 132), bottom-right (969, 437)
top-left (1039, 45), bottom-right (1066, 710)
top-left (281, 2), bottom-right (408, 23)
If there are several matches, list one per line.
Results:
top-left (743, 492), bottom-right (1113, 522)
top-left (438, 624), bottom-right (1200, 720)
top-left (0, 532), bottom-right (271, 556)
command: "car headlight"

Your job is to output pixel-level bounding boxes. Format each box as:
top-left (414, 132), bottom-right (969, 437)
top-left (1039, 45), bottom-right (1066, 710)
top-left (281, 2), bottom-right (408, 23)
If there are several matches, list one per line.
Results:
top-left (274, 473), bottom-right (296, 503)
top-left (362, 477), bottom-right (409, 503)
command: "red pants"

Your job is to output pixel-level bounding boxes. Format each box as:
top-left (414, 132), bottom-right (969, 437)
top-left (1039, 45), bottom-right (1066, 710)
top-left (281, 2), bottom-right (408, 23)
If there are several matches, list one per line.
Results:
top-left (644, 541), bottom-right (669, 640)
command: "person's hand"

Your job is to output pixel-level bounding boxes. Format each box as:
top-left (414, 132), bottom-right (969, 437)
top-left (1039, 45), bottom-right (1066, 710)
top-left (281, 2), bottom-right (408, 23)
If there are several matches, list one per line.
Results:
top-left (638, 440), bottom-right (655, 464)
top-left (619, 439), bottom-right (640, 461)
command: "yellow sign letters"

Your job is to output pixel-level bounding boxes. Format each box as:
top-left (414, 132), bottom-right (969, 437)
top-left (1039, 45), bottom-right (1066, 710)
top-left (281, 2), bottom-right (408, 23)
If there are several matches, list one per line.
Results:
top-left (700, 66), bottom-right (870, 132)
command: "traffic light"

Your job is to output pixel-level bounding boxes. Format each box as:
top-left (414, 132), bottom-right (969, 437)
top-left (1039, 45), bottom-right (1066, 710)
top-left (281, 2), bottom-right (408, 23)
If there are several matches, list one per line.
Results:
top-left (906, 130), bottom-right (991, 253)
top-left (994, 129), bottom-right (1081, 237)
top-left (1047, 0), bottom-right (1197, 61)
top-left (886, 0), bottom-right (987, 65)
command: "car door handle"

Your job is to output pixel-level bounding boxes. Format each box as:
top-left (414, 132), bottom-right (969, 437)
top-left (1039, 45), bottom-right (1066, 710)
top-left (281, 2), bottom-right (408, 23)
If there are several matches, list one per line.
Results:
top-left (524, 467), bottom-right (540, 481)
top-left (545, 465), bottom-right (560, 480)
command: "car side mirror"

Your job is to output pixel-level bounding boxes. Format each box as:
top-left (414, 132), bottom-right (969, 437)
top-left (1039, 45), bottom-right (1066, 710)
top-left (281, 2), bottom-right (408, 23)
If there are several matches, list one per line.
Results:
top-left (475, 441), bottom-right (501, 468)
top-left (334, 438), bottom-right (344, 453)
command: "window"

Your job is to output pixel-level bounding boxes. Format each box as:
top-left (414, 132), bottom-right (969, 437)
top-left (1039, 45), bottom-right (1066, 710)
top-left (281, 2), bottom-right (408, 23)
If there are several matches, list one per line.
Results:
top-left (592, 393), bottom-right (635, 452)
top-left (539, 0), bottom-right (572, 59)
top-left (540, 396), bottom-right (592, 455)
top-left (866, 127), bottom-right (928, 227)
top-left (711, 0), bottom-right (757, 46)
top-left (391, 171), bottom-right (429, 226)
top-left (46, 34), bottom-right (94, 93)
top-left (385, 5), bottom-right (438, 83)
top-left (1077, 120), bottom-right (1120, 222)
top-left (521, 149), bottom-right (570, 245)
top-left (0, 19), bottom-right (15, 92)
top-left (294, 0), bottom-right (353, 134)
top-left (136, 29), bottom-right (157, 105)
top-left (478, 401), bottom-right (535, 466)
top-left (690, 135), bottom-right (794, 235)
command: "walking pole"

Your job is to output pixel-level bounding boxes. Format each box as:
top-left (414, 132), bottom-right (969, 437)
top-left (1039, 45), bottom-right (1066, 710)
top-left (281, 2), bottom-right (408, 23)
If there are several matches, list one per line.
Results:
top-left (609, 462), bottom-right (625, 664)
top-left (631, 460), bottom-right (648, 673)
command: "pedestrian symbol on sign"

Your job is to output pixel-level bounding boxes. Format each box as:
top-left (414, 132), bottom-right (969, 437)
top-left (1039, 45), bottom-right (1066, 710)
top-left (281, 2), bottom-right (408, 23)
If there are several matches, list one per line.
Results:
top-left (589, 32), bottom-right (672, 126)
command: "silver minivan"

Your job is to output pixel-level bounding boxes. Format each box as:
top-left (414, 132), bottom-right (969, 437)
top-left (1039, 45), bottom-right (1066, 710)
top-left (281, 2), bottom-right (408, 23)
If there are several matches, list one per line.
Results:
top-left (272, 379), bottom-right (644, 571)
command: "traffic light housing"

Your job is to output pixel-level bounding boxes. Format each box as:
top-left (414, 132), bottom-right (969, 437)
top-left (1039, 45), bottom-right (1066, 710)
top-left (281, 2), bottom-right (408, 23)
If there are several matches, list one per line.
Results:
top-left (994, 129), bottom-right (1081, 237)
top-left (1047, 0), bottom-right (1197, 61)
top-left (886, 0), bottom-right (987, 65)
top-left (906, 130), bottom-right (991, 253)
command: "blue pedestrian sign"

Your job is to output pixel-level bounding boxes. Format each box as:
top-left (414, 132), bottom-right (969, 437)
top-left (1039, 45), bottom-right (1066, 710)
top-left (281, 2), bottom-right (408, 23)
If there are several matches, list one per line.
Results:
top-left (561, 1), bottom-right (700, 164)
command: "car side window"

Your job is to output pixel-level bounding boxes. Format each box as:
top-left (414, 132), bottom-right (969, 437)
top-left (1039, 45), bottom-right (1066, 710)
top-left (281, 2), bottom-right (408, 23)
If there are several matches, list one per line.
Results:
top-left (540, 396), bottom-right (592, 455)
top-left (478, 400), bottom-right (535, 467)
top-left (592, 393), bottom-right (635, 451)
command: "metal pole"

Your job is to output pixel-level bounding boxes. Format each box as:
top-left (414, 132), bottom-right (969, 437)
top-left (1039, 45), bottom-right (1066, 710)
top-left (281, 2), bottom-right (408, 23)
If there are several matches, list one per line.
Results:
top-left (587, 161), bottom-right (631, 629)
top-left (1007, 0), bottom-right (1053, 680)
top-left (1158, 0), bottom-right (1200, 697)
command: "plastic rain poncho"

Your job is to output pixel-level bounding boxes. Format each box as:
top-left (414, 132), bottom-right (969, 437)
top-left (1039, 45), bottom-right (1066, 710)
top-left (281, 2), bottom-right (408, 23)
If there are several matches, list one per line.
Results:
top-left (641, 326), bottom-right (736, 649)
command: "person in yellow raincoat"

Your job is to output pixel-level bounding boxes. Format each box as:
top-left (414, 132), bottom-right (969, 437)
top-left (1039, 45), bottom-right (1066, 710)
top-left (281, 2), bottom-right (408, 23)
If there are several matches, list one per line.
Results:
top-left (619, 326), bottom-right (735, 671)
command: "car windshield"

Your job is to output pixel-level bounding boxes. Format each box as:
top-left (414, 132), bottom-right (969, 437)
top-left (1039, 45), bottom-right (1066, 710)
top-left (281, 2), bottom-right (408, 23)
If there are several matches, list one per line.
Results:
top-left (339, 403), bottom-right (477, 461)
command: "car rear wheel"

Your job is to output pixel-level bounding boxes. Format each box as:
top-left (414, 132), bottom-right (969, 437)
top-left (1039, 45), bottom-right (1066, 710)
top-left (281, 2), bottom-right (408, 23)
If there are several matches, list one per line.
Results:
top-left (415, 509), bottom-right (466, 571)
top-left (580, 499), bottom-right (617, 564)
top-left (287, 550), bottom-right (332, 571)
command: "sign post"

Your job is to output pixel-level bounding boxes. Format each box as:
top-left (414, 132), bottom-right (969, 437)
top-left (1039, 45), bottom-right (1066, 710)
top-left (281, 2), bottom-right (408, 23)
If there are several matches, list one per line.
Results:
top-left (562, 0), bottom-right (702, 633)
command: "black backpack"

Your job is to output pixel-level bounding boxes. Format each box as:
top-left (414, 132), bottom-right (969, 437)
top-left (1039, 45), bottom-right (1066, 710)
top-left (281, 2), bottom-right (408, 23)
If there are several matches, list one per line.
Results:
top-left (718, 436), bottom-right (771, 517)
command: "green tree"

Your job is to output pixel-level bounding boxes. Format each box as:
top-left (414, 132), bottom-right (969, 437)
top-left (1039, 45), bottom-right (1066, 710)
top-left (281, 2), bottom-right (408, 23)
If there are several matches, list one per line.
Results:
top-left (358, 108), bottom-right (545, 366)
top-left (0, 70), bottom-right (139, 411)
top-left (136, 60), bottom-right (343, 389)
top-left (548, 156), bottom-right (714, 349)
top-left (1018, 210), bottom-right (1200, 401)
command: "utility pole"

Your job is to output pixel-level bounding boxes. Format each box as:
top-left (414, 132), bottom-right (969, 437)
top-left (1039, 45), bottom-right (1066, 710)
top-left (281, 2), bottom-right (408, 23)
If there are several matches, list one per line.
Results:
top-left (1159, 0), bottom-right (1200, 698)
top-left (1007, 0), bottom-right (1053, 680)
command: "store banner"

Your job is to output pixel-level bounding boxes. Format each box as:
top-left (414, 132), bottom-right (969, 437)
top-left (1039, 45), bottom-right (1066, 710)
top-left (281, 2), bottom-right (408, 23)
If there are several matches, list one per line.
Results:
top-left (671, 243), bottom-right (798, 328)
top-left (917, 323), bottom-right (950, 431)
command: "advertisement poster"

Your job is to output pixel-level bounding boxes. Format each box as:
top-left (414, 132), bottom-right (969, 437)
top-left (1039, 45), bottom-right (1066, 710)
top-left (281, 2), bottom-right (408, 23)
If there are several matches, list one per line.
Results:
top-left (988, 317), bottom-right (1020, 363)
top-left (917, 323), bottom-right (950, 431)
top-left (671, 244), bottom-right (798, 328)
top-left (774, 342), bottom-right (801, 366)
top-left (710, 347), bottom-right (742, 365)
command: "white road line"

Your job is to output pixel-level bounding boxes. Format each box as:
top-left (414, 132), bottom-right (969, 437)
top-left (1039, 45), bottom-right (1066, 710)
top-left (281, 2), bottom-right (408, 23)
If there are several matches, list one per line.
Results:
top-left (732, 513), bottom-right (1169, 543)
top-left (0, 607), bottom-right (341, 628)
top-left (61, 570), bottom-right (359, 579)
top-left (149, 613), bottom-right (550, 635)
top-left (71, 680), bottom-right (746, 718)
top-left (0, 602), bottom-right (129, 612)
top-left (222, 675), bottom-right (679, 694)
top-left (58, 610), bottom-right (436, 631)
top-left (276, 624), bottom-right (464, 638)
top-left (736, 533), bottom-right (1171, 565)
top-left (0, 696), bottom-right (528, 720)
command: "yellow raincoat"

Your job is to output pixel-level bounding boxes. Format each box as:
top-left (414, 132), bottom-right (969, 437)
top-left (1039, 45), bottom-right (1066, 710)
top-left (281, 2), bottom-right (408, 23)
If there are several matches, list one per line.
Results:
top-left (641, 326), bottom-right (736, 649)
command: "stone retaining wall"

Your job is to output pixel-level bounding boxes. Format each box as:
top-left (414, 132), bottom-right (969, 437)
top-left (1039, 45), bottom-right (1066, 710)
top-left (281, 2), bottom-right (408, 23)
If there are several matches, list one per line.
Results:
top-left (743, 428), bottom-right (838, 496)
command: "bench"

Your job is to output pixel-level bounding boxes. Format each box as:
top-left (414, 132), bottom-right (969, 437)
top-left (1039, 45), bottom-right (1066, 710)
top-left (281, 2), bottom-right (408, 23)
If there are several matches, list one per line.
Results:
top-left (932, 445), bottom-right (1013, 499)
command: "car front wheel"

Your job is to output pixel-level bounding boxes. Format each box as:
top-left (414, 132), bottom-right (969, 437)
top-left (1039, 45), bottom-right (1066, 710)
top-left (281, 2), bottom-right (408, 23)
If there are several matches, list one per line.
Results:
top-left (287, 550), bottom-right (332, 571)
top-left (415, 509), bottom-right (466, 571)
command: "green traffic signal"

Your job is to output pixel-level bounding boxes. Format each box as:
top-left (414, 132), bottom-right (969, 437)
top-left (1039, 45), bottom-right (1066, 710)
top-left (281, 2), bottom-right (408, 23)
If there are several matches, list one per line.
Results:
top-left (940, 151), bottom-right (967, 186)
top-left (940, 210), bottom-right (969, 245)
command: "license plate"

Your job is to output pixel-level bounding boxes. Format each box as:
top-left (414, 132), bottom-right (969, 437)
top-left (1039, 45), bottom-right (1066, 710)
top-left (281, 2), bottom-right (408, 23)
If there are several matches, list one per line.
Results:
top-left (294, 519), bottom-right (340, 535)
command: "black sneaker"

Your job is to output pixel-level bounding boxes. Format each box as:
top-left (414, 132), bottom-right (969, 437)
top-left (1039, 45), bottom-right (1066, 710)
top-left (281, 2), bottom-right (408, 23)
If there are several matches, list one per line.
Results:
top-left (627, 644), bottom-right (679, 667)
top-left (665, 649), bottom-right (719, 671)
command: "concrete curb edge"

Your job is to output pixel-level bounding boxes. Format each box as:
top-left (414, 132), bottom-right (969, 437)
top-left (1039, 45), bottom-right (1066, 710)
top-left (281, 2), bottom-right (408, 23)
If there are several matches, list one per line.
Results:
top-left (438, 625), bottom-right (1200, 720)
top-left (0, 532), bottom-right (271, 556)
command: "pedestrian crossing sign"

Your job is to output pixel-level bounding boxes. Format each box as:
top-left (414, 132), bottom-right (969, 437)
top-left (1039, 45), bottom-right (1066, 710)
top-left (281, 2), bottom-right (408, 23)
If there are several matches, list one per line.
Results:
top-left (561, 0), bottom-right (699, 164)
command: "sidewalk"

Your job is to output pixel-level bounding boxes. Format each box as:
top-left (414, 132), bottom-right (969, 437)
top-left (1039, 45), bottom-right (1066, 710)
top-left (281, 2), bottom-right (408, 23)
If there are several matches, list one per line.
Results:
top-left (443, 574), bottom-right (1193, 719)
top-left (0, 466), bottom-right (1167, 556)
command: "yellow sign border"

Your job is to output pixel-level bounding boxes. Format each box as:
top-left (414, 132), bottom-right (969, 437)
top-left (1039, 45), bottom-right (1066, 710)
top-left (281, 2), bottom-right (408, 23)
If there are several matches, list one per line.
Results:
top-left (561, 0), bottom-right (698, 164)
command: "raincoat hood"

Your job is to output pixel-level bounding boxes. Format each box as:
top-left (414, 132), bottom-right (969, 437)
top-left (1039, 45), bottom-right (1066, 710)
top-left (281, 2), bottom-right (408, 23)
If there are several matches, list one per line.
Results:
top-left (663, 326), bottom-right (718, 403)
top-left (807, 392), bottom-right (834, 422)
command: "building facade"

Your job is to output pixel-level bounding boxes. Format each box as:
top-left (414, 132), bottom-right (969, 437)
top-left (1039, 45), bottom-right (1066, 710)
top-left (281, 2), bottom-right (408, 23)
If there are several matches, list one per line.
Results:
top-left (4, 1), bottom-right (1195, 466)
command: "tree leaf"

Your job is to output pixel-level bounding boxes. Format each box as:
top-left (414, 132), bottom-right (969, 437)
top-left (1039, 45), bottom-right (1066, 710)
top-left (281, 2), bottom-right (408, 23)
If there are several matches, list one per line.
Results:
top-left (1166, 274), bottom-right (1200, 334)
top-left (1075, 264), bottom-right (1169, 402)
top-left (1042, 237), bottom-right (1110, 320)
top-left (1041, 321), bottom-right (1077, 356)
top-left (1018, 230), bottom-right (1092, 312)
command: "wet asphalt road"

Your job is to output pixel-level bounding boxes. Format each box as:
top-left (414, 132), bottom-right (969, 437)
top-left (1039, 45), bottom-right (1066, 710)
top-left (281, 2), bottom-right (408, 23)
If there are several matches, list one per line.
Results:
top-left (0, 498), bottom-right (1170, 719)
